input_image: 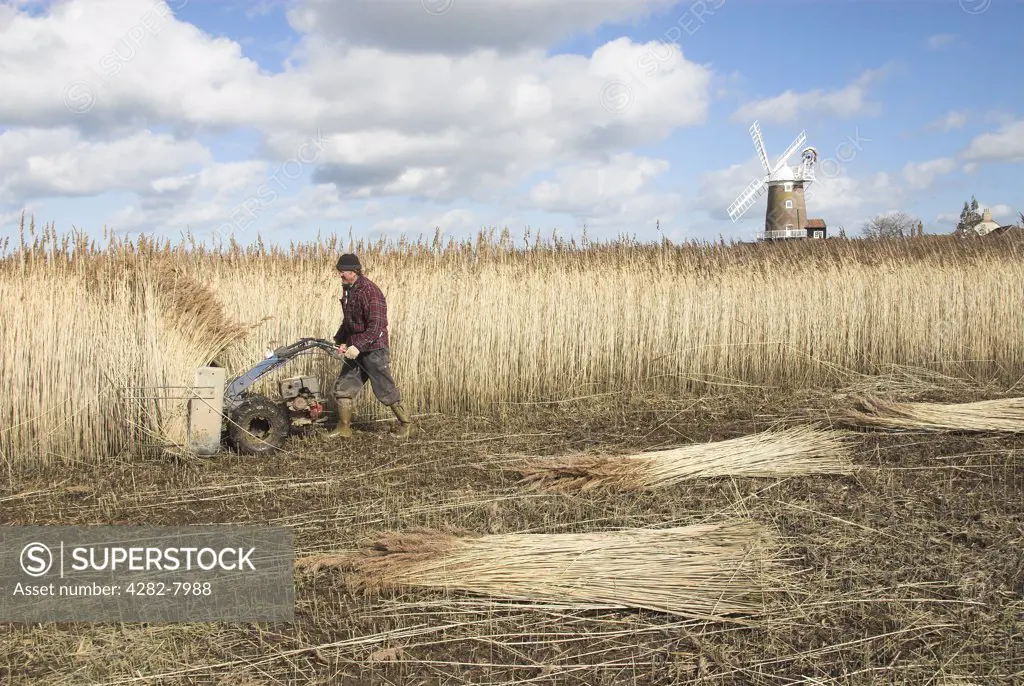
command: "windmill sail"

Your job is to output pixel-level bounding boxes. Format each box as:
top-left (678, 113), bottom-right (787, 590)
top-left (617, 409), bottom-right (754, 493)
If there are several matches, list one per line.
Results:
top-left (750, 122), bottom-right (771, 174)
top-left (772, 131), bottom-right (807, 175)
top-left (727, 120), bottom-right (815, 237)
top-left (728, 176), bottom-right (768, 221)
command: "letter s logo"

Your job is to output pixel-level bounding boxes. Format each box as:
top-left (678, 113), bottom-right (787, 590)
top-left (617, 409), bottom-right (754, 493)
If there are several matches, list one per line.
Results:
top-left (20, 543), bottom-right (53, 577)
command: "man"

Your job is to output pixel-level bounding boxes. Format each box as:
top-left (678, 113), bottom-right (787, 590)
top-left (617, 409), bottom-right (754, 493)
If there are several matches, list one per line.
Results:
top-left (328, 253), bottom-right (416, 439)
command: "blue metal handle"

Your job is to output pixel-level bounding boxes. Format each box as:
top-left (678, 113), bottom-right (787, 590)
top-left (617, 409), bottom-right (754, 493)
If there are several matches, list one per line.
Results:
top-left (224, 338), bottom-right (340, 404)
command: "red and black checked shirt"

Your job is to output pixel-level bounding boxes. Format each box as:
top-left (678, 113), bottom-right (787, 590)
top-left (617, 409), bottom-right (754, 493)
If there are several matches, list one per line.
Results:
top-left (334, 275), bottom-right (390, 352)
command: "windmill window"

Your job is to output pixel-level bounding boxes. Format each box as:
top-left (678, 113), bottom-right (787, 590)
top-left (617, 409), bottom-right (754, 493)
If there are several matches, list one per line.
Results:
top-left (784, 183), bottom-right (793, 192)
top-left (785, 200), bottom-right (793, 209)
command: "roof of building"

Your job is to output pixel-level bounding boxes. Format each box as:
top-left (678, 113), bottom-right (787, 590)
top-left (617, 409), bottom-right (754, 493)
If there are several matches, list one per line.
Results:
top-left (974, 208), bottom-right (1003, 236)
top-left (806, 218), bottom-right (826, 229)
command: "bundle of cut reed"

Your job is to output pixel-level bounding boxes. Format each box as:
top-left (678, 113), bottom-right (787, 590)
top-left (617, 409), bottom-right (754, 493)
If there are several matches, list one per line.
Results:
top-left (296, 521), bottom-right (781, 620)
top-left (515, 425), bottom-right (855, 493)
top-left (843, 395), bottom-right (1024, 432)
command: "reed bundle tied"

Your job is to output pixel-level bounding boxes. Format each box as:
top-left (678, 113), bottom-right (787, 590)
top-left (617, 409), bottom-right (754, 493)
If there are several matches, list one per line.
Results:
top-left (297, 521), bottom-right (781, 620)
top-left (844, 395), bottom-right (1024, 433)
top-left (516, 426), bottom-right (856, 493)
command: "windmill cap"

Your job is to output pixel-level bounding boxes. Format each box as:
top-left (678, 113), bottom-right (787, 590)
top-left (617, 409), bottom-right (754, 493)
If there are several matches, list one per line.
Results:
top-left (771, 165), bottom-right (795, 182)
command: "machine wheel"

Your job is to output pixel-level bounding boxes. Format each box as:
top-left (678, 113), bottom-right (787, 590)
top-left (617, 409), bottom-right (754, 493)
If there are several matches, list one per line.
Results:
top-left (227, 395), bottom-right (289, 456)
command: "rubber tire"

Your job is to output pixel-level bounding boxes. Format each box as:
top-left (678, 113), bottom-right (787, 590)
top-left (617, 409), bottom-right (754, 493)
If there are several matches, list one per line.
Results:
top-left (227, 395), bottom-right (290, 456)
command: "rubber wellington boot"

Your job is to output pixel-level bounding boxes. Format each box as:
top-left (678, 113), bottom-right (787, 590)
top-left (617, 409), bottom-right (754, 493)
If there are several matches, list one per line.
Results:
top-left (389, 401), bottom-right (417, 439)
top-left (327, 398), bottom-right (354, 438)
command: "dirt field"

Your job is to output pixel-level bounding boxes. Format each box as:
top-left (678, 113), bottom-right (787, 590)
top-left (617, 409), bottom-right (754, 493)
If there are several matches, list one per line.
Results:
top-left (1, 379), bottom-right (1022, 684)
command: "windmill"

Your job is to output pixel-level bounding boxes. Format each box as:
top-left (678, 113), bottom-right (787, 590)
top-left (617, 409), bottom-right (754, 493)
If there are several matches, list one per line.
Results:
top-left (727, 121), bottom-right (819, 241)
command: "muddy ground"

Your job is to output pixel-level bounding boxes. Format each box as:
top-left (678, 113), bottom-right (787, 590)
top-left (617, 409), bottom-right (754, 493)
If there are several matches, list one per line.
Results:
top-left (1, 380), bottom-right (1022, 685)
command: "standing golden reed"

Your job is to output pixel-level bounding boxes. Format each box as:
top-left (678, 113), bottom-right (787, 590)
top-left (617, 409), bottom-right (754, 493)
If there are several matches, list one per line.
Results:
top-left (2, 220), bottom-right (1022, 465)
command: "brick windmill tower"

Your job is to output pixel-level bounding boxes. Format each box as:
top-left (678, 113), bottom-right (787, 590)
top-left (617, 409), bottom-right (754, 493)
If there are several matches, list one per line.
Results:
top-left (728, 121), bottom-right (820, 241)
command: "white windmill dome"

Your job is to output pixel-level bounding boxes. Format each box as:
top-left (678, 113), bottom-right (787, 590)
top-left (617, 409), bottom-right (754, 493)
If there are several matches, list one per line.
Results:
top-left (771, 164), bottom-right (795, 182)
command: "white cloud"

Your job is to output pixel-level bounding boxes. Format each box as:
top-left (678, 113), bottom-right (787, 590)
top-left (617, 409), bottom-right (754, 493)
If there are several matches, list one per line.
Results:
top-left (147, 161), bottom-right (269, 200)
top-left (962, 119), bottom-right (1024, 163)
top-left (0, 127), bottom-right (209, 202)
top-left (0, 0), bottom-right (716, 239)
top-left (730, 65), bottom-right (890, 124)
top-left (523, 153), bottom-right (682, 234)
top-left (804, 171), bottom-right (901, 218)
top-left (296, 35), bottom-right (712, 202)
top-left (925, 110), bottom-right (968, 132)
top-left (286, 0), bottom-right (678, 54)
top-left (984, 109), bottom-right (1018, 126)
top-left (902, 157), bottom-right (956, 190)
top-left (266, 184), bottom-right (357, 228)
top-left (693, 158), bottom-right (765, 223)
top-left (992, 205), bottom-right (1015, 220)
top-left (926, 34), bottom-right (955, 50)
top-left (528, 153), bottom-right (670, 215)
top-left (977, 203), bottom-right (1016, 221)
top-left (371, 208), bottom-right (481, 237)
top-left (0, 0), bottom-right (301, 131)
top-left (0, 1), bottom-right (712, 192)
top-left (106, 159), bottom-right (360, 237)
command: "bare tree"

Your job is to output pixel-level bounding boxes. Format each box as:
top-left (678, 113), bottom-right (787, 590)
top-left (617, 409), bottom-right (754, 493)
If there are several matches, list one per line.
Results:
top-left (860, 211), bottom-right (920, 239)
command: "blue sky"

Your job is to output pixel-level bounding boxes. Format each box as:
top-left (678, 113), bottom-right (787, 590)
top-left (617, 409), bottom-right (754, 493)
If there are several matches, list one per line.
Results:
top-left (0, 0), bottom-right (1021, 247)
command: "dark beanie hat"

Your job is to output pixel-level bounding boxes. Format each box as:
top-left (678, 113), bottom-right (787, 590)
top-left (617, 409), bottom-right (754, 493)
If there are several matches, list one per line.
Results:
top-left (336, 253), bottom-right (361, 272)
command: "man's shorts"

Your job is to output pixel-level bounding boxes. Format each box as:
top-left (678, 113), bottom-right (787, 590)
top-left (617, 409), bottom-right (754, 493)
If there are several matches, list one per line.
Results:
top-left (333, 347), bottom-right (401, 406)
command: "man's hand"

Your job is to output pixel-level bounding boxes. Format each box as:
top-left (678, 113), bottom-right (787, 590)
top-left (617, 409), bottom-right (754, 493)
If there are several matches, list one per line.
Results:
top-left (343, 345), bottom-right (360, 360)
top-left (337, 344), bottom-right (347, 356)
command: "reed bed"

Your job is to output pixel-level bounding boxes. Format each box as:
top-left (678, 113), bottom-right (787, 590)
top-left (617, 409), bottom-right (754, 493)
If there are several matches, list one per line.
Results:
top-left (516, 425), bottom-right (856, 492)
top-left (3, 216), bottom-right (1024, 465)
top-left (843, 395), bottom-right (1024, 433)
top-left (296, 521), bottom-right (782, 620)
top-left (0, 234), bottom-right (247, 463)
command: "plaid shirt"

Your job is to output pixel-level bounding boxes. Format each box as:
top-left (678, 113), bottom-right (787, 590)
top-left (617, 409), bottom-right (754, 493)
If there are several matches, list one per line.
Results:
top-left (334, 275), bottom-right (389, 352)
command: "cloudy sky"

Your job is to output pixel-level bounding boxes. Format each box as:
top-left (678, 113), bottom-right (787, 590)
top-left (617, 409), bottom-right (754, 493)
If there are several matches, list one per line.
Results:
top-left (0, 0), bottom-right (1021, 247)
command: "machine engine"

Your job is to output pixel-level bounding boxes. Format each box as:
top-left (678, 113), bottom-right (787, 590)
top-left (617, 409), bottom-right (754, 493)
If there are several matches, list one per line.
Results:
top-left (279, 375), bottom-right (327, 429)
top-left (203, 338), bottom-right (343, 456)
